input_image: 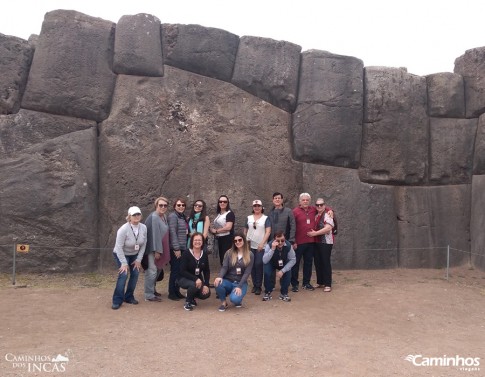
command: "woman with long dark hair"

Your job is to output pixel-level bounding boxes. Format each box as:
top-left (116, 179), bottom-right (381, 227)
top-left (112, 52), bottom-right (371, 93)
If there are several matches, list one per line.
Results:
top-left (210, 195), bottom-right (235, 265)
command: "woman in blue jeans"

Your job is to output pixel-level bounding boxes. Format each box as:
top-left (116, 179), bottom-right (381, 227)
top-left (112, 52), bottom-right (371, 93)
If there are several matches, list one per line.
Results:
top-left (214, 232), bottom-right (254, 311)
top-left (112, 206), bottom-right (147, 310)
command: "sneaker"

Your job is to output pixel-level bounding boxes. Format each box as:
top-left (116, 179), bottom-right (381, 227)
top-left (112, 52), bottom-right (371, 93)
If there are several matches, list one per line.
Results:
top-left (184, 302), bottom-right (193, 311)
top-left (124, 298), bottom-right (139, 305)
top-left (302, 284), bottom-right (315, 291)
top-left (218, 304), bottom-right (227, 312)
top-left (291, 285), bottom-right (299, 292)
top-left (190, 299), bottom-right (198, 306)
top-left (235, 303), bottom-right (242, 308)
top-left (146, 296), bottom-right (162, 302)
top-left (262, 293), bottom-right (272, 301)
top-left (254, 287), bottom-right (262, 295)
top-left (279, 294), bottom-right (291, 302)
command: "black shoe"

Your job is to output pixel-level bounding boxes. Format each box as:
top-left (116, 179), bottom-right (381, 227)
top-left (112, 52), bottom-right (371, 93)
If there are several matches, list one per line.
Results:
top-left (254, 287), bottom-right (262, 295)
top-left (168, 294), bottom-right (180, 301)
top-left (112, 303), bottom-right (121, 310)
top-left (124, 298), bottom-right (139, 305)
top-left (302, 284), bottom-right (315, 291)
top-left (145, 296), bottom-right (162, 302)
top-left (176, 291), bottom-right (185, 299)
top-left (251, 286), bottom-right (257, 293)
top-left (190, 299), bottom-right (198, 306)
top-left (184, 302), bottom-right (194, 311)
top-left (154, 291), bottom-right (162, 297)
top-left (291, 285), bottom-right (299, 292)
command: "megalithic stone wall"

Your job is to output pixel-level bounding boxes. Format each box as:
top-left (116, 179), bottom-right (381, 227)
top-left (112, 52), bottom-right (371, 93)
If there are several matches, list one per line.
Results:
top-left (0, 9), bottom-right (484, 272)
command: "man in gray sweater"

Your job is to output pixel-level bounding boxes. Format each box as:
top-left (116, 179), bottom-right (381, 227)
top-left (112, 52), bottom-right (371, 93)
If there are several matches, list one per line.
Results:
top-left (268, 192), bottom-right (296, 245)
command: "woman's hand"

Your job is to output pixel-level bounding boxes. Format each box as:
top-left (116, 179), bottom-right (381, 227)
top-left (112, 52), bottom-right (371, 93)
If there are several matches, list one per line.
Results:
top-left (307, 230), bottom-right (318, 237)
top-left (174, 250), bottom-right (182, 259)
top-left (132, 260), bottom-right (141, 271)
top-left (118, 265), bottom-right (129, 274)
top-left (233, 287), bottom-right (242, 296)
top-left (214, 277), bottom-right (222, 287)
top-left (154, 252), bottom-right (161, 260)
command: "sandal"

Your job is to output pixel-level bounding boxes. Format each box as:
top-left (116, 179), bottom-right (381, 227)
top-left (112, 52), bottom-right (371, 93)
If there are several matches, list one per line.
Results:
top-left (323, 286), bottom-right (332, 292)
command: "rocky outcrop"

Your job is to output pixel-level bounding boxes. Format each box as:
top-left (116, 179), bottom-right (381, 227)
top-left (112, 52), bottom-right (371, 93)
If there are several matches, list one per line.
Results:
top-left (114, 14), bottom-right (164, 77)
top-left (1, 9), bottom-right (485, 272)
top-left (21, 10), bottom-right (117, 122)
top-left (0, 34), bottom-right (33, 114)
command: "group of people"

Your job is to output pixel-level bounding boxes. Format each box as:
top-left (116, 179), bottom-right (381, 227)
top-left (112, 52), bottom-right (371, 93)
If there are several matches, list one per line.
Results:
top-left (111, 192), bottom-right (335, 311)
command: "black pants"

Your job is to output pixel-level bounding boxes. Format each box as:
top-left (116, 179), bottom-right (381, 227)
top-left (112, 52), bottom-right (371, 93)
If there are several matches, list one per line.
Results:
top-left (177, 277), bottom-right (211, 302)
top-left (314, 243), bottom-right (333, 287)
top-left (217, 234), bottom-right (233, 265)
top-left (291, 243), bottom-right (315, 287)
top-left (168, 250), bottom-right (182, 296)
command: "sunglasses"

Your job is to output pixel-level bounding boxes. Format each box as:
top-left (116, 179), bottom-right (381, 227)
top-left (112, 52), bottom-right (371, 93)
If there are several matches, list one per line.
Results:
top-left (158, 203), bottom-right (168, 208)
top-left (253, 222), bottom-right (257, 230)
top-left (132, 213), bottom-right (141, 216)
top-left (194, 204), bottom-right (203, 208)
top-left (316, 203), bottom-right (325, 207)
top-left (176, 203), bottom-right (186, 207)
top-left (276, 239), bottom-right (285, 244)
top-left (233, 238), bottom-right (244, 244)
top-left (219, 200), bottom-right (228, 204)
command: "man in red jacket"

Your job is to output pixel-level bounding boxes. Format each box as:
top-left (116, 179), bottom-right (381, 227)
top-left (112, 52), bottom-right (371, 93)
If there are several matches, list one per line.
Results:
top-left (291, 193), bottom-right (317, 292)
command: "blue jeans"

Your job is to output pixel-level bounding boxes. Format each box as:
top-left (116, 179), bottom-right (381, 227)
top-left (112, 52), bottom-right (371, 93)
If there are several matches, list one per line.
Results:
top-left (112, 253), bottom-right (139, 305)
top-left (264, 263), bottom-right (291, 295)
top-left (291, 243), bottom-right (315, 287)
top-left (215, 279), bottom-right (248, 306)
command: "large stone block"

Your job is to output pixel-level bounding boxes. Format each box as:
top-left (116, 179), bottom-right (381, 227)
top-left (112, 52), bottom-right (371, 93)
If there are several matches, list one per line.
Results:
top-left (98, 67), bottom-right (301, 268)
top-left (292, 50), bottom-right (363, 167)
top-left (0, 109), bottom-right (94, 158)
top-left (473, 114), bottom-right (485, 174)
top-left (162, 24), bottom-right (238, 82)
top-left (21, 10), bottom-right (116, 122)
top-left (303, 164), bottom-right (398, 269)
top-left (471, 175), bottom-right (485, 271)
top-left (0, 127), bottom-right (98, 272)
top-left (429, 118), bottom-right (477, 184)
top-left (360, 67), bottom-right (428, 184)
top-left (113, 14), bottom-right (164, 77)
top-left (426, 72), bottom-right (465, 118)
top-left (455, 47), bottom-right (485, 118)
top-left (232, 36), bottom-right (301, 113)
top-left (395, 185), bottom-right (470, 268)
top-left (0, 34), bottom-right (34, 114)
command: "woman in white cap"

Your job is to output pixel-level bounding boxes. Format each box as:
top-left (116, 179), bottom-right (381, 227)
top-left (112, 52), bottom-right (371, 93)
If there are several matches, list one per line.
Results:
top-left (244, 199), bottom-right (271, 295)
top-left (112, 206), bottom-right (147, 310)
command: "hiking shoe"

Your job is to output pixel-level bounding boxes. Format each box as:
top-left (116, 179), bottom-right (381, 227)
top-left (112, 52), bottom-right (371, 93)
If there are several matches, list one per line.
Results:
top-left (262, 293), bottom-right (272, 301)
top-left (218, 304), bottom-right (227, 312)
top-left (291, 285), bottom-right (299, 292)
top-left (302, 284), bottom-right (315, 291)
top-left (184, 302), bottom-right (193, 311)
top-left (279, 294), bottom-right (291, 302)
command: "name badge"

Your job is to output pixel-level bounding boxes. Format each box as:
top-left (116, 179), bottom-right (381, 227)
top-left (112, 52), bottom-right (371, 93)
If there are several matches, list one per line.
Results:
top-left (278, 259), bottom-right (284, 267)
top-left (236, 267), bottom-right (241, 275)
top-left (195, 267), bottom-right (200, 275)
top-left (306, 218), bottom-right (310, 225)
top-left (134, 244), bottom-right (140, 251)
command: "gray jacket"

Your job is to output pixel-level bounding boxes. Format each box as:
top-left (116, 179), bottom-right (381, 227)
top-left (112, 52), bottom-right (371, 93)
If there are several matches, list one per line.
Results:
top-left (168, 211), bottom-right (188, 251)
top-left (268, 207), bottom-right (296, 243)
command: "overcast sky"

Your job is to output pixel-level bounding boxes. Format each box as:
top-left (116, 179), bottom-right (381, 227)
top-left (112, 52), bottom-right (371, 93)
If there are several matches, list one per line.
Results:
top-left (2, 0), bottom-right (485, 76)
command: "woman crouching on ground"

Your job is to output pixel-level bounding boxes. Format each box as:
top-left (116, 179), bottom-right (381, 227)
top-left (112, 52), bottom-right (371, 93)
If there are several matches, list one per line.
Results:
top-left (178, 232), bottom-right (211, 311)
top-left (214, 232), bottom-right (254, 312)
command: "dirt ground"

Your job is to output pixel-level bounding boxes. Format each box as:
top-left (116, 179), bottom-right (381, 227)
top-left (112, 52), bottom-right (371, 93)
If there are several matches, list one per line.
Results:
top-left (1, 266), bottom-right (484, 377)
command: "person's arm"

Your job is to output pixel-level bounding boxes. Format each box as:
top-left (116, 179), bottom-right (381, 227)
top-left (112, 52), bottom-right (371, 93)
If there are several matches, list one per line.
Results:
top-left (262, 242), bottom-right (275, 264)
top-left (288, 209), bottom-right (296, 244)
top-left (203, 216), bottom-right (210, 239)
top-left (258, 218), bottom-right (271, 251)
top-left (238, 253), bottom-right (254, 288)
top-left (136, 224), bottom-right (148, 263)
top-left (282, 246), bottom-right (296, 273)
top-left (113, 224), bottom-right (128, 266)
top-left (168, 213), bottom-right (181, 251)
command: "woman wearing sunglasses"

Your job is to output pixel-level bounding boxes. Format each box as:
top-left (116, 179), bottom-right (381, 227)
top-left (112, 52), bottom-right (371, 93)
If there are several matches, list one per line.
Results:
top-left (112, 206), bottom-right (147, 310)
top-left (143, 196), bottom-right (170, 302)
top-left (244, 199), bottom-right (271, 295)
top-left (167, 197), bottom-right (188, 301)
top-left (187, 199), bottom-right (210, 249)
top-left (213, 232), bottom-right (254, 311)
top-left (210, 195), bottom-right (235, 265)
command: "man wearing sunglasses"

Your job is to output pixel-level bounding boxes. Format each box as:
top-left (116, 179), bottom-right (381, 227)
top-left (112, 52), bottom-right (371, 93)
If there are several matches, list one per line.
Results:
top-left (261, 231), bottom-right (296, 302)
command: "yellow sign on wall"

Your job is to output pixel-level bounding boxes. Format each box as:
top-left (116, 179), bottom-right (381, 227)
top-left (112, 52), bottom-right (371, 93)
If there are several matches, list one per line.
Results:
top-left (16, 244), bottom-right (30, 253)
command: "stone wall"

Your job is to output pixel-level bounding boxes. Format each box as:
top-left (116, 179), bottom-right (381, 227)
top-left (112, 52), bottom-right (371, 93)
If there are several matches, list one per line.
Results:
top-left (0, 9), bottom-right (484, 272)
